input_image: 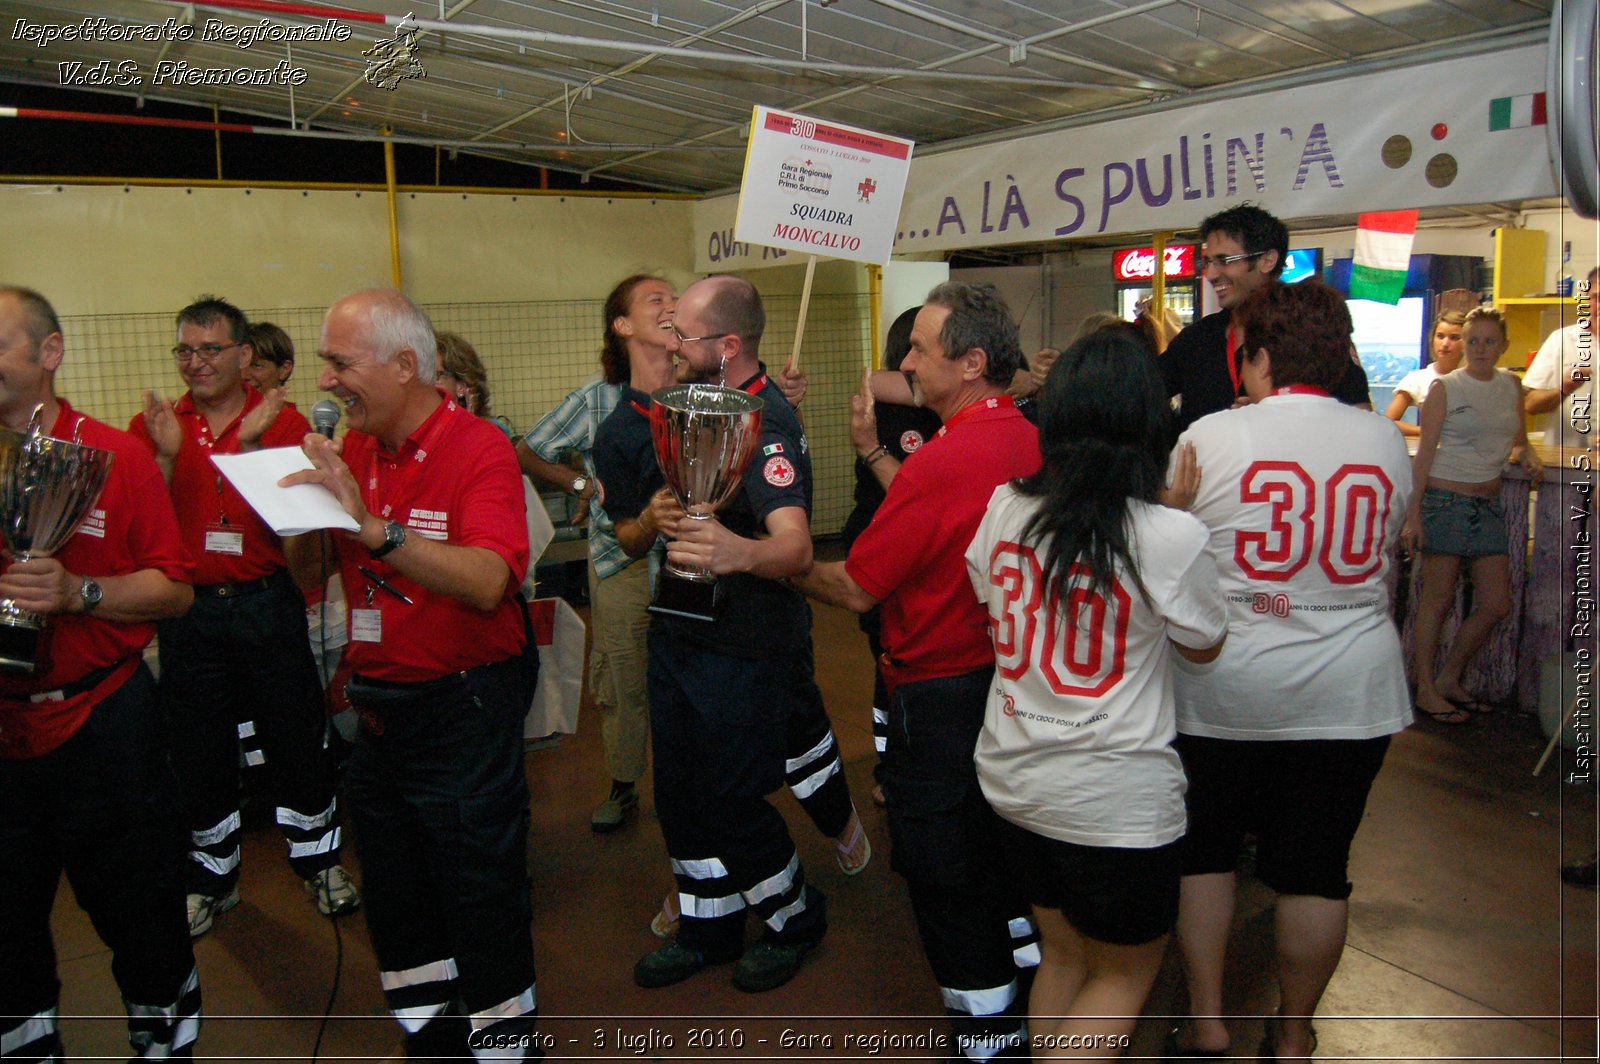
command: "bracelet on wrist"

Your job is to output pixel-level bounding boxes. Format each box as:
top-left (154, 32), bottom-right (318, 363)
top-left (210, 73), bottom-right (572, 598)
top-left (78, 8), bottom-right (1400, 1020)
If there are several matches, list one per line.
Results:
top-left (866, 448), bottom-right (892, 467)
top-left (860, 445), bottom-right (888, 464)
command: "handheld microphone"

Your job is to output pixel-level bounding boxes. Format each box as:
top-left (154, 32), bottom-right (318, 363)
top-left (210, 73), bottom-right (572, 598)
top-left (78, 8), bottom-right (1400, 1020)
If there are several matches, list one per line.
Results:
top-left (311, 399), bottom-right (342, 439)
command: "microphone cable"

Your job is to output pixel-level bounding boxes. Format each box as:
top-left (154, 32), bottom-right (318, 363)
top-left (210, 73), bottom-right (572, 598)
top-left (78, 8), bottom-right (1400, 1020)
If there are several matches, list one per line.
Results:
top-left (310, 517), bottom-right (346, 1063)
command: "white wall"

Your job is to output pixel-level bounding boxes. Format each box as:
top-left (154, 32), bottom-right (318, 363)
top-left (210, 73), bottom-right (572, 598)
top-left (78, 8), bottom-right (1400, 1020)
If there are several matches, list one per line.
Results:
top-left (947, 265), bottom-right (1047, 355)
top-left (0, 183), bottom-right (697, 314)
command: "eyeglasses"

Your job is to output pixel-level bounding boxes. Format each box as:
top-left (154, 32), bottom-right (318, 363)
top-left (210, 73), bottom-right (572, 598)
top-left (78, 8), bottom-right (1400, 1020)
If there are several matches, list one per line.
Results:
top-left (670, 324), bottom-right (731, 345)
top-left (172, 342), bottom-right (242, 364)
top-left (1198, 251), bottom-right (1265, 272)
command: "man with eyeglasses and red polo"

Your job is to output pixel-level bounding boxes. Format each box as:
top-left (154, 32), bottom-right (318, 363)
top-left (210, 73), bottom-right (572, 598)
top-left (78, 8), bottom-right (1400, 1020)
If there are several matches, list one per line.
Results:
top-left (1162, 203), bottom-right (1370, 434)
top-left (129, 295), bottom-right (357, 938)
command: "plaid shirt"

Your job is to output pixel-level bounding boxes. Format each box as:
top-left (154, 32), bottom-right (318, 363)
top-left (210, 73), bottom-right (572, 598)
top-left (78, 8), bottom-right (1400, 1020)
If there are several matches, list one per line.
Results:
top-left (522, 377), bottom-right (633, 579)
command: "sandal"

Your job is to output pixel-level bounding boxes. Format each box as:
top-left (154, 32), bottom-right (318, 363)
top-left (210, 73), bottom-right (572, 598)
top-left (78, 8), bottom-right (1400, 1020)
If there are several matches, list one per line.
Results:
top-left (1259, 1016), bottom-right (1317, 1062)
top-left (649, 891), bottom-right (679, 938)
top-left (834, 812), bottom-right (872, 876)
top-left (1447, 695), bottom-right (1495, 715)
top-left (1162, 1025), bottom-right (1228, 1061)
top-left (1417, 702), bottom-right (1471, 726)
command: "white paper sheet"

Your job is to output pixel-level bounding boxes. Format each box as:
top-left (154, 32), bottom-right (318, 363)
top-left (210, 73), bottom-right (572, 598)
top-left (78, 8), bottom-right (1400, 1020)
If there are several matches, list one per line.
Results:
top-left (210, 447), bottom-right (361, 536)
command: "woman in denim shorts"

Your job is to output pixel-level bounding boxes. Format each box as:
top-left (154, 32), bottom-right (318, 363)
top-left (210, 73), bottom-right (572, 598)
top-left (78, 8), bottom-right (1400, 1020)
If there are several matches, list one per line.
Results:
top-left (1401, 307), bottom-right (1542, 723)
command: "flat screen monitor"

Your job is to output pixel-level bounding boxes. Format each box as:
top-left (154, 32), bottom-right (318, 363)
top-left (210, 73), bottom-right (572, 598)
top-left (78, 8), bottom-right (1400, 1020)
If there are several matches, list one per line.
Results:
top-left (1281, 248), bottom-right (1323, 284)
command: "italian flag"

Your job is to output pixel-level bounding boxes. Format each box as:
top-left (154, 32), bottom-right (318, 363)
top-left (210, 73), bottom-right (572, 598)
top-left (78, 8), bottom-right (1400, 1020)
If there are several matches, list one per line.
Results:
top-left (1349, 210), bottom-right (1417, 305)
top-left (1489, 93), bottom-right (1547, 130)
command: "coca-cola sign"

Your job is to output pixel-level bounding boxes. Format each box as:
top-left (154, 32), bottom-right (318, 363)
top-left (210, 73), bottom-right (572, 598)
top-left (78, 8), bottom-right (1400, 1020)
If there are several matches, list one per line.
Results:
top-left (1113, 245), bottom-right (1196, 282)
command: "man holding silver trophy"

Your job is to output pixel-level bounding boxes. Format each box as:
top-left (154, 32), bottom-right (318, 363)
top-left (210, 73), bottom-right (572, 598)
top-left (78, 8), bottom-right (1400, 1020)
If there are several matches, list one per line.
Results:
top-left (0, 286), bottom-right (201, 1059)
top-left (595, 275), bottom-right (830, 994)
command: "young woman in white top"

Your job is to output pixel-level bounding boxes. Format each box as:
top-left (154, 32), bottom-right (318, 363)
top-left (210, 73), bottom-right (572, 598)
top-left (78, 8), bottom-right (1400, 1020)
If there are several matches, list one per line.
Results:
top-left (1401, 306), bottom-right (1542, 723)
top-left (1384, 309), bottom-right (1465, 437)
top-left (967, 326), bottom-right (1228, 1057)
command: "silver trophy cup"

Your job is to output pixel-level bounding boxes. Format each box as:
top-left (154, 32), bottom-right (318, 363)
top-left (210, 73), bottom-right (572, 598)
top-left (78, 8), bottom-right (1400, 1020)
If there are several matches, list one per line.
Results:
top-left (0, 417), bottom-right (115, 673)
top-left (648, 383), bottom-right (764, 621)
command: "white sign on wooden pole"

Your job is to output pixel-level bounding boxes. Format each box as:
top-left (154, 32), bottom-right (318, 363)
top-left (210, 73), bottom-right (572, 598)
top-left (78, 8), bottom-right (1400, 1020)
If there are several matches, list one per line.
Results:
top-left (733, 105), bottom-right (915, 268)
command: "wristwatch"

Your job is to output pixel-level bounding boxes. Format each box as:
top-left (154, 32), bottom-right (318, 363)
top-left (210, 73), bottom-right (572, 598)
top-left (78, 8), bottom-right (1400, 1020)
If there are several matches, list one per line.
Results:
top-left (78, 575), bottom-right (103, 613)
top-left (570, 475), bottom-right (590, 496)
top-left (370, 520), bottom-right (408, 560)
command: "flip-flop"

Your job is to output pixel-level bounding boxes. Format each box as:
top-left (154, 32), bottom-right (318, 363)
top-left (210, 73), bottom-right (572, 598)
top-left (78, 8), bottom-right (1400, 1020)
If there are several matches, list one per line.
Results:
top-left (1447, 695), bottom-right (1495, 715)
top-left (1418, 703), bottom-right (1471, 725)
top-left (1163, 1025), bottom-right (1229, 1061)
top-left (1259, 1017), bottom-right (1318, 1061)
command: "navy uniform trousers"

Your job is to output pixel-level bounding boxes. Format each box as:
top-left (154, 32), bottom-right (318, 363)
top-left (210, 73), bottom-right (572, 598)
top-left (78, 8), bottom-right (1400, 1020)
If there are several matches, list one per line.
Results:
top-left (0, 665), bottom-right (201, 1060)
top-left (881, 666), bottom-right (1035, 1062)
top-left (648, 623), bottom-right (828, 959)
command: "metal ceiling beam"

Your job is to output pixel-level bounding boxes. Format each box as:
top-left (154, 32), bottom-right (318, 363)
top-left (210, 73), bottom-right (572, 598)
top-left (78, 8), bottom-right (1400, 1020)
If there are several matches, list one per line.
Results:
top-left (300, 0), bottom-right (473, 126)
top-left (382, 13), bottom-right (1107, 88)
top-left (861, 0), bottom-right (1185, 91)
top-left (467, 0), bottom-right (798, 143)
top-left (908, 22), bottom-right (1549, 164)
top-left (581, 0), bottom-right (1186, 183)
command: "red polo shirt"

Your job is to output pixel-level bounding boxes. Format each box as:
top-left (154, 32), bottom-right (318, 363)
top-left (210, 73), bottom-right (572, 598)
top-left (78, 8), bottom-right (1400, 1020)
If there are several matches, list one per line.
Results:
top-left (127, 386), bottom-right (309, 585)
top-left (0, 400), bottom-right (192, 759)
top-left (846, 396), bottom-right (1040, 687)
top-left (337, 397), bottom-right (529, 683)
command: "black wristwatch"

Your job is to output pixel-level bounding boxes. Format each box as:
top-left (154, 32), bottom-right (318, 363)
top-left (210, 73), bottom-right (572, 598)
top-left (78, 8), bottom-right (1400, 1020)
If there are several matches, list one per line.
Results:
top-left (370, 520), bottom-right (407, 560)
top-left (79, 575), bottom-right (103, 613)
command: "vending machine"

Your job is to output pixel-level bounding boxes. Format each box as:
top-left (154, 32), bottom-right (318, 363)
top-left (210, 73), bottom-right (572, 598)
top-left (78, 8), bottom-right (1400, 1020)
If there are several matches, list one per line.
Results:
top-left (1112, 243), bottom-right (1199, 325)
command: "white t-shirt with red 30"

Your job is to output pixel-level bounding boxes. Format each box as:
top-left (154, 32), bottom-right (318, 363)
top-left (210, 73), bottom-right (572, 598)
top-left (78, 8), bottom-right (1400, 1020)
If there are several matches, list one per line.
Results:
top-left (967, 489), bottom-right (1227, 848)
top-left (1173, 394), bottom-right (1414, 741)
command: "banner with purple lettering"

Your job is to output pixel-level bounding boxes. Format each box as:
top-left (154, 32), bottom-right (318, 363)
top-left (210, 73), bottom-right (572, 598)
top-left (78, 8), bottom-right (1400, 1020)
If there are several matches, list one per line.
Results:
top-left (732, 106), bottom-right (914, 267)
top-left (696, 43), bottom-right (1553, 271)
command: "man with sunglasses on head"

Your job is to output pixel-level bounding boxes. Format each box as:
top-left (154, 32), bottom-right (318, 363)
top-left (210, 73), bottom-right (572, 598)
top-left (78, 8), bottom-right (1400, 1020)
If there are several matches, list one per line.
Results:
top-left (130, 295), bottom-right (357, 939)
top-left (1163, 203), bottom-right (1370, 433)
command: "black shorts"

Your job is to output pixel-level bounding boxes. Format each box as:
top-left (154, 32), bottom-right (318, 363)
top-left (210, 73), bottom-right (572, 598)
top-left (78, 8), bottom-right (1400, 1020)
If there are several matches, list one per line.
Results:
top-left (995, 816), bottom-right (1181, 946)
top-left (1175, 734), bottom-right (1391, 900)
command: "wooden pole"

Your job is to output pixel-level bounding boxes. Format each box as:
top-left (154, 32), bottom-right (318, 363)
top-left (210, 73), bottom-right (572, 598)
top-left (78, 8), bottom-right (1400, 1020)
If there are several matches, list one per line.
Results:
top-left (867, 262), bottom-right (883, 369)
top-left (787, 254), bottom-right (818, 373)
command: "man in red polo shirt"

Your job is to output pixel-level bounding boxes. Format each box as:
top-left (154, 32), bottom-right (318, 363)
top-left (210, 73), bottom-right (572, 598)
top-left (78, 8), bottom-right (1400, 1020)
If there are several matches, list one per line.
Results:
top-left (795, 282), bottom-right (1042, 1061)
top-left (283, 288), bottom-right (538, 1061)
top-left (0, 286), bottom-right (200, 1059)
top-left (131, 295), bottom-right (356, 937)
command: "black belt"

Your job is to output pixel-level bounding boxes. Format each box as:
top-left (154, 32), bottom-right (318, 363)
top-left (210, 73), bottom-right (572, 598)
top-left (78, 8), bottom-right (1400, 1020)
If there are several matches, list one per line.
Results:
top-left (21, 662), bottom-right (123, 704)
top-left (195, 573), bottom-right (280, 599)
top-left (349, 670), bottom-right (470, 696)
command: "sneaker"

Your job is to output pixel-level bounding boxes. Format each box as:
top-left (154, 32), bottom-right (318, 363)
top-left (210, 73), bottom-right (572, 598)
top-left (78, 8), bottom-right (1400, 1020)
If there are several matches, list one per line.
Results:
top-left (650, 891), bottom-right (680, 938)
top-left (731, 938), bottom-right (817, 993)
top-left (633, 940), bottom-right (735, 989)
top-left (590, 788), bottom-right (639, 833)
top-left (187, 888), bottom-right (240, 937)
top-left (305, 864), bottom-right (361, 917)
top-left (834, 810), bottom-right (872, 876)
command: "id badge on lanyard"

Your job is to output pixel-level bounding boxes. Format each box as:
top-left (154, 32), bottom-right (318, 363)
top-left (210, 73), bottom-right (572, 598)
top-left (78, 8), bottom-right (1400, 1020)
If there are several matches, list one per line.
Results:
top-left (204, 475), bottom-right (244, 555)
top-left (204, 524), bottom-right (244, 555)
top-left (349, 608), bottom-right (383, 643)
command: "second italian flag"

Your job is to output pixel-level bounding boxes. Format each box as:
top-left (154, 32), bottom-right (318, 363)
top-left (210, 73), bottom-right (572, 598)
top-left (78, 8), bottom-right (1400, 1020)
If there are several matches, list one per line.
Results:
top-left (1349, 210), bottom-right (1418, 305)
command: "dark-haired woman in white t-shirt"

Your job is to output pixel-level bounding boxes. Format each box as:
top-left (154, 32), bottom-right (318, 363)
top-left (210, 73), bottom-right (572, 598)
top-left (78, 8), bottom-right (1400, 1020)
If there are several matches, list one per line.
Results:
top-left (967, 326), bottom-right (1227, 1056)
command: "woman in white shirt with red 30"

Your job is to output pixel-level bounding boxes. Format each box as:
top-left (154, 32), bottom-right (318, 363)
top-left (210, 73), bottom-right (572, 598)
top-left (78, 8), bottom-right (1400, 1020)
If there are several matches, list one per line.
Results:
top-left (967, 327), bottom-right (1227, 1057)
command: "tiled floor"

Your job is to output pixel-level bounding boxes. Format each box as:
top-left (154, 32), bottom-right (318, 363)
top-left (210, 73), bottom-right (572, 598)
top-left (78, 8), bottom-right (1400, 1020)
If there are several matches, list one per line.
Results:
top-left (44, 598), bottom-right (1599, 1061)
